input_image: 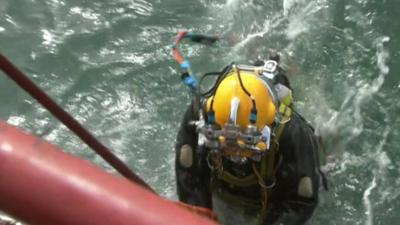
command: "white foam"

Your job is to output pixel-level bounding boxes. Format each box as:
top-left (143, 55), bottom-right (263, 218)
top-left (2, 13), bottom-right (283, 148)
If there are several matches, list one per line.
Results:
top-left (41, 29), bottom-right (54, 46)
top-left (5, 15), bottom-right (17, 26)
top-left (376, 36), bottom-right (390, 75)
top-left (330, 36), bottom-right (391, 142)
top-left (363, 177), bottom-right (377, 225)
top-left (286, 17), bottom-right (309, 40)
top-left (234, 17), bottom-right (285, 49)
top-left (225, 0), bottom-right (240, 9)
top-left (0, 214), bottom-right (20, 225)
top-left (283, 0), bottom-right (297, 17)
top-left (377, 151), bottom-right (391, 171)
top-left (7, 115), bottom-right (26, 126)
top-left (285, 0), bottom-right (323, 39)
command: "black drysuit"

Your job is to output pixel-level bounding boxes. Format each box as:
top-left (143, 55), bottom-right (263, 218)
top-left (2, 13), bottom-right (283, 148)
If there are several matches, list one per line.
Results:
top-left (175, 71), bottom-right (324, 225)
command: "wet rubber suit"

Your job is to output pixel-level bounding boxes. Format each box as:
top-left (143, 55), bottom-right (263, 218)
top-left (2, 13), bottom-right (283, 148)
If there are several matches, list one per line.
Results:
top-left (175, 63), bottom-right (324, 225)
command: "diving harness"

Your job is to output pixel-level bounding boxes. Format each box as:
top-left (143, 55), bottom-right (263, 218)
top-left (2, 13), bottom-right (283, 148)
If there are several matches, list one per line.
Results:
top-left (172, 31), bottom-right (293, 225)
top-left (196, 64), bottom-right (293, 225)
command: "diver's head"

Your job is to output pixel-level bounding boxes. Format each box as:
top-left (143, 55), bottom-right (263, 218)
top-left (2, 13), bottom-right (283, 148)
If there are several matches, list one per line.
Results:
top-left (206, 71), bottom-right (275, 130)
top-left (201, 67), bottom-right (276, 162)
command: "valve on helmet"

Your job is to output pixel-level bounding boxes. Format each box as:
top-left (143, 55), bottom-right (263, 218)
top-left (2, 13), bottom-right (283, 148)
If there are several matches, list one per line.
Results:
top-left (261, 60), bottom-right (279, 79)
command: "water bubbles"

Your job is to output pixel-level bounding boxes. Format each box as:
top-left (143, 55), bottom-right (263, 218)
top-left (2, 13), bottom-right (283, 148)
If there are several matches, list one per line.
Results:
top-left (127, 0), bottom-right (153, 17)
top-left (225, 0), bottom-right (240, 9)
top-left (70, 7), bottom-right (82, 15)
top-left (47, 0), bottom-right (65, 7)
top-left (286, 17), bottom-right (309, 40)
top-left (41, 29), bottom-right (54, 46)
top-left (376, 36), bottom-right (390, 75)
top-left (4, 15), bottom-right (16, 26)
top-left (377, 151), bottom-right (391, 170)
top-left (283, 0), bottom-right (296, 17)
top-left (69, 6), bottom-right (106, 29)
top-left (7, 116), bottom-right (26, 126)
top-left (30, 52), bottom-right (36, 60)
top-left (285, 0), bottom-right (329, 40)
top-left (40, 29), bottom-right (62, 53)
top-left (99, 48), bottom-right (116, 57)
top-left (363, 177), bottom-right (377, 225)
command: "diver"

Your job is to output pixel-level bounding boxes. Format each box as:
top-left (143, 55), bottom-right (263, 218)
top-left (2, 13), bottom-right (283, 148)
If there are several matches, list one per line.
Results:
top-left (174, 48), bottom-right (327, 225)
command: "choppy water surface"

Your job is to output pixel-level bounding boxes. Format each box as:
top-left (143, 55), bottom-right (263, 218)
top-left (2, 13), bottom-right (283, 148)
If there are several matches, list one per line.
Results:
top-left (1, 0), bottom-right (399, 224)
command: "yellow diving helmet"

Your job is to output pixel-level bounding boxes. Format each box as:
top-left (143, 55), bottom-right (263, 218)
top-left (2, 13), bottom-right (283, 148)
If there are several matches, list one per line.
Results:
top-left (200, 66), bottom-right (277, 161)
top-left (206, 68), bottom-right (276, 130)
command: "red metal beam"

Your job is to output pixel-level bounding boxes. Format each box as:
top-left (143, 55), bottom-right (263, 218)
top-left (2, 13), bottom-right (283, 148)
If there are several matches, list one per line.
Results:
top-left (0, 120), bottom-right (217, 225)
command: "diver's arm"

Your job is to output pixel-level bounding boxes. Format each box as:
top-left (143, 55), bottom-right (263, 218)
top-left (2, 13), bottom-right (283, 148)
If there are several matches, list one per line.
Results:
top-left (175, 102), bottom-right (212, 209)
top-left (274, 69), bottom-right (292, 91)
top-left (269, 113), bottom-right (321, 225)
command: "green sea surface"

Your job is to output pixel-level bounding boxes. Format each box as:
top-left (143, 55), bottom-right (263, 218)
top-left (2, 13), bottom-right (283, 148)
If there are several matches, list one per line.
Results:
top-left (1, 0), bottom-right (399, 224)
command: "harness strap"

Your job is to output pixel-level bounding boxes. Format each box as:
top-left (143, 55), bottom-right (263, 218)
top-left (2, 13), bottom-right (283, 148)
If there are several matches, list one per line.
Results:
top-left (218, 170), bottom-right (259, 187)
top-left (209, 153), bottom-right (259, 187)
top-left (209, 102), bottom-right (292, 224)
top-left (257, 103), bottom-right (292, 224)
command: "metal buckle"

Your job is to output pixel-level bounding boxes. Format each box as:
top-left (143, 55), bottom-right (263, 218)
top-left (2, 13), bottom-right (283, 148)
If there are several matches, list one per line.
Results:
top-left (259, 178), bottom-right (276, 189)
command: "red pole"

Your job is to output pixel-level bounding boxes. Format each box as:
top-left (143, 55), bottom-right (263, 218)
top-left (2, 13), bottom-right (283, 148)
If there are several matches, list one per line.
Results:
top-left (0, 120), bottom-right (217, 225)
top-left (0, 53), bottom-right (154, 193)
